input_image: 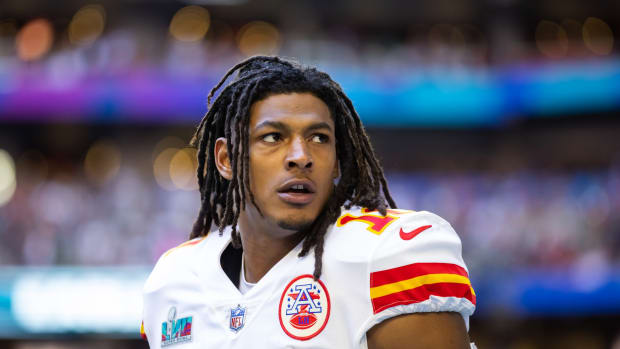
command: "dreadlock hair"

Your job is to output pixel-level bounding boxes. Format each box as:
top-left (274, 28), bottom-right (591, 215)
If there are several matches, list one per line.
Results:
top-left (189, 56), bottom-right (396, 279)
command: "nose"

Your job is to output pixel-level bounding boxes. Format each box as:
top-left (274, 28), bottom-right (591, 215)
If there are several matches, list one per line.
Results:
top-left (285, 136), bottom-right (312, 170)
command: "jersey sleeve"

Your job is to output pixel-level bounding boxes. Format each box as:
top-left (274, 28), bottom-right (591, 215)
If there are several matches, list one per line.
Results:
top-left (362, 210), bottom-right (476, 333)
top-left (141, 251), bottom-right (169, 349)
top-left (141, 236), bottom-right (207, 349)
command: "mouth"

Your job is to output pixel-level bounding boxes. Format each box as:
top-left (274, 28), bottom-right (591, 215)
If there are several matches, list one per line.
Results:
top-left (277, 179), bottom-right (316, 205)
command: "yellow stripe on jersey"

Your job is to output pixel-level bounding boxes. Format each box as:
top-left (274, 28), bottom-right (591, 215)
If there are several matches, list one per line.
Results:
top-left (140, 321), bottom-right (147, 340)
top-left (370, 273), bottom-right (474, 299)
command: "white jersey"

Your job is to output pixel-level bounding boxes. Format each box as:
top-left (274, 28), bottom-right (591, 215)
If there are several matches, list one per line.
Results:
top-left (141, 207), bottom-right (476, 348)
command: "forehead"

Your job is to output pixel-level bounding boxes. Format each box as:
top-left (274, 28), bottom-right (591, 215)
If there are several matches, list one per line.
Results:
top-left (248, 93), bottom-right (333, 130)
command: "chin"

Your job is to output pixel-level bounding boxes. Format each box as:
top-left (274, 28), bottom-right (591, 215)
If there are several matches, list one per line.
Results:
top-left (276, 216), bottom-right (315, 232)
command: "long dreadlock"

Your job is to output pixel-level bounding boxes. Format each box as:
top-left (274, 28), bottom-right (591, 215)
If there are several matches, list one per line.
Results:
top-left (189, 56), bottom-right (396, 279)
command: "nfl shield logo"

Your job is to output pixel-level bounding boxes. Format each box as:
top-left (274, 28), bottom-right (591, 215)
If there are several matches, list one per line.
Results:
top-left (230, 305), bottom-right (246, 332)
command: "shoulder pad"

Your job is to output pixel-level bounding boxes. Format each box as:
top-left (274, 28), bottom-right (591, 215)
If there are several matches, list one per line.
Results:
top-left (366, 210), bottom-right (476, 316)
top-left (161, 236), bottom-right (207, 260)
top-left (335, 207), bottom-right (417, 236)
top-left (143, 235), bottom-right (207, 294)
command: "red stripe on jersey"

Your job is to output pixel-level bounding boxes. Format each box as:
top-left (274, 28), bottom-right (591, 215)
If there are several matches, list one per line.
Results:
top-left (371, 282), bottom-right (476, 314)
top-left (370, 262), bottom-right (469, 288)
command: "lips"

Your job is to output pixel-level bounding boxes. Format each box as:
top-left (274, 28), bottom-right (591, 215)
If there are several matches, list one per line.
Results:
top-left (277, 179), bottom-right (316, 205)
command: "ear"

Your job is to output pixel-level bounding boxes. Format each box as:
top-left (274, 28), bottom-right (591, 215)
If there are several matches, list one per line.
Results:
top-left (214, 137), bottom-right (233, 180)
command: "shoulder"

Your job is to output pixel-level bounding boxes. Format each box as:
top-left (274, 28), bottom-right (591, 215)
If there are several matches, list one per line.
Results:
top-left (368, 209), bottom-right (466, 272)
top-left (367, 212), bottom-right (475, 315)
top-left (143, 235), bottom-right (209, 294)
top-left (163, 236), bottom-right (209, 260)
top-left (327, 207), bottom-right (458, 261)
top-left (327, 207), bottom-right (476, 332)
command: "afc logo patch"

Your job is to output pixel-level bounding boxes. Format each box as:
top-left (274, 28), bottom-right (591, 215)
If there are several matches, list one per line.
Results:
top-left (278, 274), bottom-right (330, 340)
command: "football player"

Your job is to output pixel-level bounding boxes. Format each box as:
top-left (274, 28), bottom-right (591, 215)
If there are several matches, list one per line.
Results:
top-left (142, 56), bottom-right (476, 348)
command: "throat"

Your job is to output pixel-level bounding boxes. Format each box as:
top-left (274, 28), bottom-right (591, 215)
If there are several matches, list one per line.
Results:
top-left (240, 232), bottom-right (305, 284)
top-left (236, 210), bottom-right (307, 283)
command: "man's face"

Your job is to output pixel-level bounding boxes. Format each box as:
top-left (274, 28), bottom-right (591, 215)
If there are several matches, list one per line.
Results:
top-left (243, 92), bottom-right (338, 235)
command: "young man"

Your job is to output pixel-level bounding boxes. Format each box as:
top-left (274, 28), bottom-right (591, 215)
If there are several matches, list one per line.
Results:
top-left (142, 56), bottom-right (476, 348)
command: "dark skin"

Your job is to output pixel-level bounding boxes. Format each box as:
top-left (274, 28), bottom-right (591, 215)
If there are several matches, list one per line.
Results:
top-left (215, 93), bottom-right (471, 348)
top-left (215, 93), bottom-right (338, 283)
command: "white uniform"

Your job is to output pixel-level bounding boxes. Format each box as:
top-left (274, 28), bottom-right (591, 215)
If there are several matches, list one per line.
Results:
top-left (141, 207), bottom-right (476, 348)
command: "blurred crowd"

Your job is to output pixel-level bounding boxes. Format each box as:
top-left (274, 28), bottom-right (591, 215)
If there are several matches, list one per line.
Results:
top-left (0, 3), bottom-right (617, 86)
top-left (389, 169), bottom-right (620, 275)
top-left (1, 144), bottom-right (618, 275)
top-left (1, 0), bottom-right (619, 280)
top-left (1, 2), bottom-right (619, 347)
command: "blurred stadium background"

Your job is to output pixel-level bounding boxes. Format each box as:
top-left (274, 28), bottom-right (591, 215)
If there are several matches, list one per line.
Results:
top-left (0, 0), bottom-right (620, 348)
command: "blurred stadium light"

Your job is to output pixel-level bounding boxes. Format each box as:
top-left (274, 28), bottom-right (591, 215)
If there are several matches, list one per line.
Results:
top-left (1, 267), bottom-right (149, 338)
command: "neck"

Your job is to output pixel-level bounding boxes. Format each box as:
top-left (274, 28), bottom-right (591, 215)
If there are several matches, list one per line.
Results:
top-left (237, 212), bottom-right (305, 284)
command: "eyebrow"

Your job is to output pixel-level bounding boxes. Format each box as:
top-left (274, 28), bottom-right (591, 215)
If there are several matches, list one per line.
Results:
top-left (306, 122), bottom-right (333, 133)
top-left (254, 121), bottom-right (333, 133)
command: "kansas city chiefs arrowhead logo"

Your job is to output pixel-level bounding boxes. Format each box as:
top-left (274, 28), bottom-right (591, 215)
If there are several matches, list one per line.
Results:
top-left (279, 275), bottom-right (330, 340)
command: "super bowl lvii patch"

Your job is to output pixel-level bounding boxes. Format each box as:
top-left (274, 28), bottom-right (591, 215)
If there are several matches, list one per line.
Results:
top-left (161, 307), bottom-right (192, 347)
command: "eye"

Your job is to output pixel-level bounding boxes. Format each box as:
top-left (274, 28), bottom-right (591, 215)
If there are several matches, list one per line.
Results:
top-left (262, 133), bottom-right (282, 143)
top-left (311, 134), bottom-right (329, 144)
